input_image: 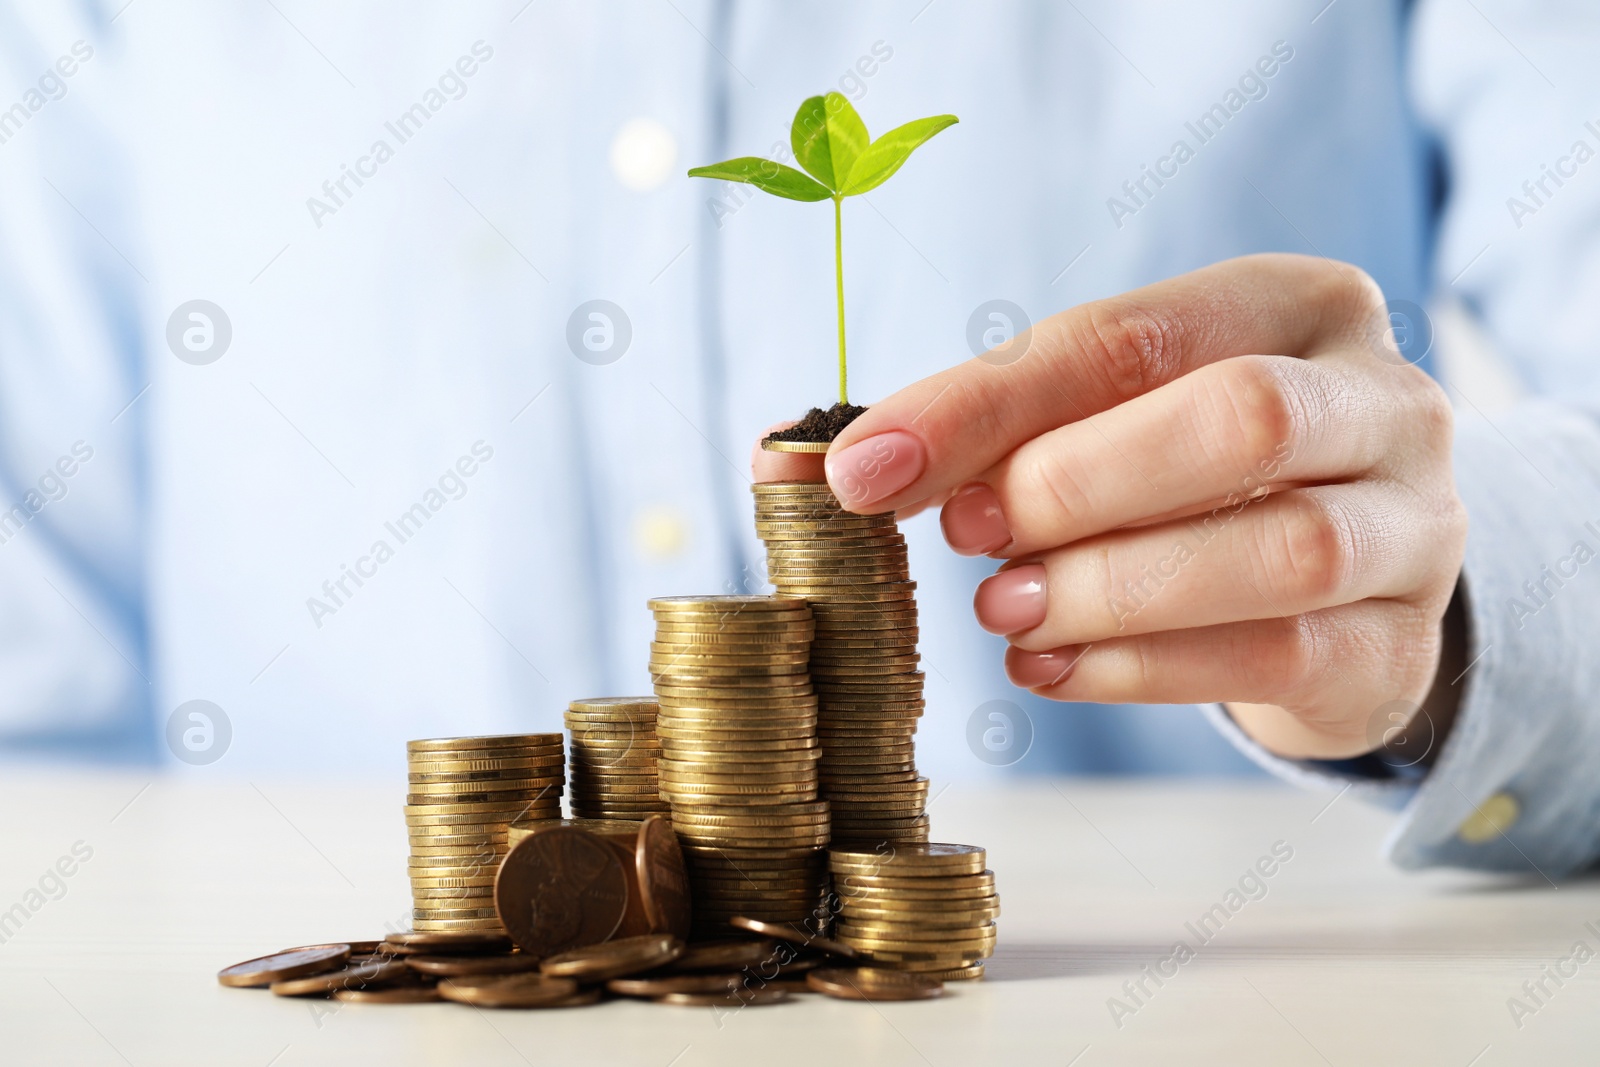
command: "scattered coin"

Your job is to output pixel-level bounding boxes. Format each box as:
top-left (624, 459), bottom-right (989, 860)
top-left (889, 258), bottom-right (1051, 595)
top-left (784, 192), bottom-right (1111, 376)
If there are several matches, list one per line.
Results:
top-left (333, 985), bottom-right (443, 1003)
top-left (805, 967), bottom-right (944, 1001)
top-left (436, 973), bottom-right (584, 1008)
top-left (540, 934), bottom-right (684, 982)
top-left (608, 973), bottom-right (747, 997)
top-left (729, 916), bottom-right (859, 959)
top-left (663, 938), bottom-right (780, 972)
top-left (270, 959), bottom-right (413, 997)
top-left (653, 989), bottom-right (791, 1007)
top-left (217, 946), bottom-right (350, 988)
top-left (404, 954), bottom-right (541, 977)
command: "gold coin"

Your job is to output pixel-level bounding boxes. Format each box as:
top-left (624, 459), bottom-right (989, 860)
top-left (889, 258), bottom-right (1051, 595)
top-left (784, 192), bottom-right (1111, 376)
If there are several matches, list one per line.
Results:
top-left (404, 800), bottom-right (559, 817)
top-left (407, 733), bottom-right (563, 754)
top-left (656, 727), bottom-right (816, 744)
top-left (657, 702), bottom-right (818, 717)
top-left (659, 763), bottom-right (818, 781)
top-left (568, 696), bottom-right (658, 710)
top-left (841, 904), bottom-right (1002, 925)
top-left (660, 755), bottom-right (817, 773)
top-left (407, 835), bottom-right (504, 851)
top-left (649, 667), bottom-right (810, 683)
top-left (835, 914), bottom-right (998, 937)
top-left (825, 799), bottom-right (928, 819)
top-left (661, 782), bottom-right (817, 799)
top-left (648, 594), bottom-right (809, 609)
top-left (405, 788), bottom-right (562, 805)
top-left (648, 625), bottom-right (804, 645)
top-left (406, 753), bottom-right (569, 775)
top-left (671, 812), bottom-right (829, 828)
top-left (834, 871), bottom-right (996, 894)
top-left (662, 736), bottom-right (817, 753)
top-left (819, 777), bottom-right (921, 793)
top-left (829, 843), bottom-right (984, 876)
top-left (840, 933), bottom-right (995, 954)
top-left (408, 876), bottom-right (499, 890)
top-left (408, 769), bottom-right (566, 788)
top-left (893, 961), bottom-right (985, 981)
top-left (410, 918), bottom-right (507, 932)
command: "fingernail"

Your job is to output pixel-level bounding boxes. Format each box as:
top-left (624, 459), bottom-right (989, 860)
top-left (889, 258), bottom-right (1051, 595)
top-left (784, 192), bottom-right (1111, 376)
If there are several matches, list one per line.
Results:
top-left (941, 483), bottom-right (1011, 556)
top-left (826, 431), bottom-right (926, 510)
top-left (1005, 645), bottom-right (1084, 689)
top-left (974, 564), bottom-right (1047, 635)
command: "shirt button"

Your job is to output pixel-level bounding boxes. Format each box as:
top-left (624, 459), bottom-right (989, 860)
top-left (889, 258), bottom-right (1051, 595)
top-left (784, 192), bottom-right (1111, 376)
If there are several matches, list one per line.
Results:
top-left (610, 118), bottom-right (677, 192)
top-left (1458, 792), bottom-right (1520, 844)
top-left (633, 506), bottom-right (688, 561)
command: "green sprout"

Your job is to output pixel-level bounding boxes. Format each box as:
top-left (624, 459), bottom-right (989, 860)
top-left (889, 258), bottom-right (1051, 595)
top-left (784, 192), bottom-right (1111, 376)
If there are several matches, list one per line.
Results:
top-left (689, 93), bottom-right (957, 405)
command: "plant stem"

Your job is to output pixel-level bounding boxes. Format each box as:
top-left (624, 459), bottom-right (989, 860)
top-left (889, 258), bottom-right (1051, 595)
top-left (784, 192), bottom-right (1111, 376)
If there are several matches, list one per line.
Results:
top-left (834, 195), bottom-right (847, 405)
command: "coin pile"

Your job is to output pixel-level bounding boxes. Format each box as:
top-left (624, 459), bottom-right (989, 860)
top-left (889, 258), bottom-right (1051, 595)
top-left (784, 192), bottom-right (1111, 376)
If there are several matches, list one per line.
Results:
top-left (406, 734), bottom-right (565, 933)
top-left (565, 697), bottom-right (670, 821)
top-left (220, 929), bottom-right (940, 1006)
top-left (751, 482), bottom-right (928, 845)
top-left (828, 843), bottom-right (998, 981)
top-left (648, 595), bottom-right (830, 938)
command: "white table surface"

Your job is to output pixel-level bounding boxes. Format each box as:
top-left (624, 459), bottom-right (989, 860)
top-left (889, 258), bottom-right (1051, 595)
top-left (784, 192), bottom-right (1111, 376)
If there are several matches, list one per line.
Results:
top-left (1, 768), bottom-right (1592, 1066)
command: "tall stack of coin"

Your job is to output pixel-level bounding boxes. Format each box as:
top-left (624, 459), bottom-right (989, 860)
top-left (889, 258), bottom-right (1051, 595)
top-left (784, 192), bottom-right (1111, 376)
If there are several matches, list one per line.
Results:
top-left (405, 734), bottom-right (565, 933)
top-left (648, 596), bottom-right (830, 938)
top-left (751, 482), bottom-right (929, 845)
top-left (828, 843), bottom-right (998, 981)
top-left (564, 697), bottom-right (670, 821)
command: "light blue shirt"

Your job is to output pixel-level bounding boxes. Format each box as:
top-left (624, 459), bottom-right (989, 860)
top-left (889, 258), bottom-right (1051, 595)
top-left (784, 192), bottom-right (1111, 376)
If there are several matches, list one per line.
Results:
top-left (2, 0), bottom-right (1597, 873)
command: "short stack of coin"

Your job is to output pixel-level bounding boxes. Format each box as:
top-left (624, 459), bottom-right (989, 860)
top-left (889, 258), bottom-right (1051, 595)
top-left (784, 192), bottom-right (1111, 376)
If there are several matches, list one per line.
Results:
top-left (752, 482), bottom-right (929, 845)
top-left (565, 697), bottom-right (670, 821)
top-left (405, 734), bottom-right (565, 933)
top-left (828, 843), bottom-right (998, 981)
top-left (648, 595), bottom-right (830, 938)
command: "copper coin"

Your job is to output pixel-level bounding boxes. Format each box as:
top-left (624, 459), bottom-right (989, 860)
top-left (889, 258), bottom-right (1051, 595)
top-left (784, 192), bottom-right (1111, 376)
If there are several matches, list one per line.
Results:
top-left (218, 945), bottom-right (350, 988)
top-left (635, 816), bottom-right (692, 940)
top-left (495, 828), bottom-right (629, 957)
top-left (333, 985), bottom-right (442, 1003)
top-left (805, 967), bottom-right (943, 1001)
top-left (405, 954), bottom-right (541, 977)
top-left (653, 989), bottom-right (791, 1007)
top-left (608, 973), bottom-right (747, 997)
top-left (437, 973), bottom-right (586, 1008)
top-left (290, 940), bottom-right (385, 956)
top-left (270, 959), bottom-right (413, 997)
top-left (665, 938), bottom-right (781, 972)
top-left (539, 933), bottom-right (683, 982)
top-left (385, 931), bottom-right (512, 954)
top-left (730, 916), bottom-right (859, 959)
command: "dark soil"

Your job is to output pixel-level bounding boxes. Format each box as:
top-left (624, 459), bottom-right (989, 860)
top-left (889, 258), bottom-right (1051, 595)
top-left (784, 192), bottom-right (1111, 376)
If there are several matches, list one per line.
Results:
top-left (763, 403), bottom-right (868, 445)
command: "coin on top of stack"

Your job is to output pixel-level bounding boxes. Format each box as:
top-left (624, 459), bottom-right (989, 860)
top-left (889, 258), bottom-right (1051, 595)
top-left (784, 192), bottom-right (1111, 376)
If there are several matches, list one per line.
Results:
top-left (565, 697), bottom-right (669, 821)
top-left (648, 595), bottom-right (830, 938)
top-left (828, 842), bottom-right (997, 981)
top-left (752, 482), bottom-right (929, 846)
top-left (405, 733), bottom-right (565, 933)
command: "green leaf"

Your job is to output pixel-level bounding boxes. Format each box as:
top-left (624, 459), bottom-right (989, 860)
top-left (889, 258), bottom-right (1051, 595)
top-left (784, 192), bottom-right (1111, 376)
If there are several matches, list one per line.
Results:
top-left (790, 92), bottom-right (870, 193)
top-left (686, 157), bottom-right (832, 202)
top-left (841, 114), bottom-right (959, 196)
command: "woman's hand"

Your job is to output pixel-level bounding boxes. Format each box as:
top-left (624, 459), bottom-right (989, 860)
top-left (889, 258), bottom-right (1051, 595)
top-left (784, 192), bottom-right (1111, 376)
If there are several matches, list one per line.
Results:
top-left (813, 253), bottom-right (1467, 761)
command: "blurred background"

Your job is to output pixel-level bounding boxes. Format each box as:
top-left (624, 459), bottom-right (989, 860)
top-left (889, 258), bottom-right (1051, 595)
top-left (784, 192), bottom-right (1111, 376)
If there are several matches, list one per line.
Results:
top-left (0, 0), bottom-right (1552, 780)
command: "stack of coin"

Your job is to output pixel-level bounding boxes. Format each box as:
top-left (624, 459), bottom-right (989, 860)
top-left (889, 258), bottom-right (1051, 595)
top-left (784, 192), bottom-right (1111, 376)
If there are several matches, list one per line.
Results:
top-left (648, 595), bottom-right (830, 938)
top-left (564, 697), bottom-right (670, 821)
top-left (828, 843), bottom-right (997, 981)
top-left (405, 734), bottom-right (565, 933)
top-left (752, 482), bottom-right (929, 845)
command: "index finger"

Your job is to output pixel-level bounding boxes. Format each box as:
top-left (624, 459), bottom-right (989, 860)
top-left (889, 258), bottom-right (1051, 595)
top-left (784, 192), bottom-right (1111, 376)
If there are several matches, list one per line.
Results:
top-left (821, 253), bottom-right (1380, 514)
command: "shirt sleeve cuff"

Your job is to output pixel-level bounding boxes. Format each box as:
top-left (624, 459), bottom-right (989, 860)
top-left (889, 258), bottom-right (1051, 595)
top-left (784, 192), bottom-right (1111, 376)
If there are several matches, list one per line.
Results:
top-left (1207, 400), bottom-right (1600, 877)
